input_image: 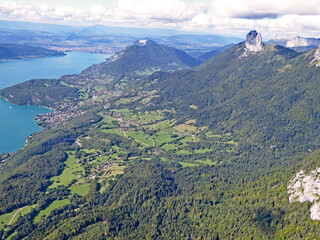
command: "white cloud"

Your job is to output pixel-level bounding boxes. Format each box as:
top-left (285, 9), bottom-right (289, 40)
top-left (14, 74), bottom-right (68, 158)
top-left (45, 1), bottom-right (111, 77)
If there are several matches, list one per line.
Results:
top-left (115, 0), bottom-right (204, 21)
top-left (1, 0), bottom-right (320, 37)
top-left (210, 0), bottom-right (320, 18)
top-left (89, 4), bottom-right (106, 15)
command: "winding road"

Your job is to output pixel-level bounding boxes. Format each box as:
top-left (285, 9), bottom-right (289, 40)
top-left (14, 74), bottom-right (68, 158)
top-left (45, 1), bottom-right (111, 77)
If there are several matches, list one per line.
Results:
top-left (2, 206), bottom-right (27, 240)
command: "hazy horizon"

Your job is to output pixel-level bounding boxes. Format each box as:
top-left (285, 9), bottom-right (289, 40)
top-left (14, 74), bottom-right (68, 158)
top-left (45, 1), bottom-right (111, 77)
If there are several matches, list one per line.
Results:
top-left (1, 0), bottom-right (320, 38)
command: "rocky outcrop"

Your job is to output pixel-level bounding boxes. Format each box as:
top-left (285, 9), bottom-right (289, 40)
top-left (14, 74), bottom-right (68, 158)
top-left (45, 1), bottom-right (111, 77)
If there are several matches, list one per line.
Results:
top-left (134, 39), bottom-right (157, 47)
top-left (268, 36), bottom-right (320, 52)
top-left (239, 30), bottom-right (264, 58)
top-left (288, 168), bottom-right (320, 220)
top-left (286, 36), bottom-right (320, 48)
top-left (245, 30), bottom-right (264, 52)
top-left (309, 46), bottom-right (320, 67)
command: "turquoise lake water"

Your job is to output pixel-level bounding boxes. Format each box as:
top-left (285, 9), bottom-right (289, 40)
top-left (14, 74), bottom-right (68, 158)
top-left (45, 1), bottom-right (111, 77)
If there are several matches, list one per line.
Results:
top-left (0, 52), bottom-right (108, 153)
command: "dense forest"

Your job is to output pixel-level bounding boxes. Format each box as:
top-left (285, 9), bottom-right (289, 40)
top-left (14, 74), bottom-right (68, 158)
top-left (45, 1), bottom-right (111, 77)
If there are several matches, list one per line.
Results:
top-left (1, 37), bottom-right (320, 239)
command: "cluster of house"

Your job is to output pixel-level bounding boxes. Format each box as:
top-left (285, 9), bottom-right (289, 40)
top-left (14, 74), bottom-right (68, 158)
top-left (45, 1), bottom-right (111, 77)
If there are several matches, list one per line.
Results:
top-left (0, 158), bottom-right (6, 170)
top-left (118, 118), bottom-right (143, 133)
top-left (92, 89), bottom-right (122, 102)
top-left (36, 106), bottom-right (85, 128)
top-left (87, 161), bottom-right (116, 180)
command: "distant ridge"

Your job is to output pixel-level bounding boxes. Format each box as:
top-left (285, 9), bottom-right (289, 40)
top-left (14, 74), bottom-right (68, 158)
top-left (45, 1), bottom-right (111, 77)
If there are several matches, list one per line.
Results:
top-left (267, 35), bottom-right (320, 52)
top-left (95, 39), bottom-right (202, 77)
top-left (0, 43), bottom-right (65, 60)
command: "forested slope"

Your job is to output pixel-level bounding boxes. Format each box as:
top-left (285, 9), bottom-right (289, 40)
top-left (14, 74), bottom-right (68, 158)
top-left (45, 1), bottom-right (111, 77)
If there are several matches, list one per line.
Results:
top-left (144, 43), bottom-right (320, 156)
top-left (0, 43), bottom-right (65, 59)
top-left (1, 34), bottom-right (320, 239)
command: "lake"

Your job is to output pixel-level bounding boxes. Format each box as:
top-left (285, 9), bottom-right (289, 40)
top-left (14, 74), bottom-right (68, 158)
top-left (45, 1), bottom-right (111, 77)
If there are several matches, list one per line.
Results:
top-left (0, 52), bottom-right (108, 153)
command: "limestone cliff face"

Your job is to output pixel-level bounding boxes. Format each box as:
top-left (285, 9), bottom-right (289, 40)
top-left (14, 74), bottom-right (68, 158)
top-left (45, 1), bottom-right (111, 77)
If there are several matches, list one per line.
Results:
top-left (309, 46), bottom-right (320, 67)
top-left (288, 168), bottom-right (320, 220)
top-left (286, 37), bottom-right (320, 48)
top-left (245, 30), bottom-right (264, 52)
top-left (239, 30), bottom-right (264, 58)
top-left (314, 47), bottom-right (320, 67)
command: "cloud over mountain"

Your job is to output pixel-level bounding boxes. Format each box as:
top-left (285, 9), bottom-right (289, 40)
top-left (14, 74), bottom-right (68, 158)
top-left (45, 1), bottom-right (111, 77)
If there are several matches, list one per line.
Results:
top-left (1, 0), bottom-right (320, 37)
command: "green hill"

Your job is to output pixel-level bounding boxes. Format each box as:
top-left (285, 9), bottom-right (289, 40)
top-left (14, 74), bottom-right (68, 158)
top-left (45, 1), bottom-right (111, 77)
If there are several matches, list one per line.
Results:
top-left (96, 39), bottom-right (201, 77)
top-left (0, 79), bottom-right (79, 107)
top-left (0, 43), bottom-right (65, 60)
top-left (144, 43), bottom-right (320, 153)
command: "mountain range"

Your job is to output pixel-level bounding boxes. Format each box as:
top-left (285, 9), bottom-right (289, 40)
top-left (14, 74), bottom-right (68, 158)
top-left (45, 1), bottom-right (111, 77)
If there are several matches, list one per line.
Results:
top-left (1, 30), bottom-right (320, 239)
top-left (0, 20), bottom-right (241, 55)
top-left (268, 35), bottom-right (320, 52)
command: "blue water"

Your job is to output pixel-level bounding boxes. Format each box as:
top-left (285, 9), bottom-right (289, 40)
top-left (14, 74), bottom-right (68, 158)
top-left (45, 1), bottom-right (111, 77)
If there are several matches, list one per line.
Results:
top-left (0, 52), bottom-right (108, 88)
top-left (0, 52), bottom-right (108, 153)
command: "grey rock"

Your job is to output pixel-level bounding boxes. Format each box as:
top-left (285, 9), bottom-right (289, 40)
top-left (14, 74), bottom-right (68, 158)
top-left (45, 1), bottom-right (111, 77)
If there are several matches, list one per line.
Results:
top-left (309, 46), bottom-right (320, 67)
top-left (245, 30), bottom-right (264, 52)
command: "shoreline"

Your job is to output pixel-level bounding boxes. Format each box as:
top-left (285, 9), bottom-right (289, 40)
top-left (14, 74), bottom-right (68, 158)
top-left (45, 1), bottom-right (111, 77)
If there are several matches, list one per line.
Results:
top-left (0, 97), bottom-right (55, 154)
top-left (0, 96), bottom-right (55, 111)
top-left (0, 52), bottom-right (66, 61)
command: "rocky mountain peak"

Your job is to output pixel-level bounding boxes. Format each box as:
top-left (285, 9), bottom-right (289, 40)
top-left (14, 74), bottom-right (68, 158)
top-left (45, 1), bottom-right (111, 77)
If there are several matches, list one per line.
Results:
top-left (245, 30), bottom-right (264, 52)
top-left (134, 39), bottom-right (156, 47)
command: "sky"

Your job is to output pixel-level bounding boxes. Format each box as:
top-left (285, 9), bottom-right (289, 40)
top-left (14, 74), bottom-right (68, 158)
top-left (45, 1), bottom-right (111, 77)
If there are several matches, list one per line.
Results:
top-left (1, 0), bottom-right (320, 38)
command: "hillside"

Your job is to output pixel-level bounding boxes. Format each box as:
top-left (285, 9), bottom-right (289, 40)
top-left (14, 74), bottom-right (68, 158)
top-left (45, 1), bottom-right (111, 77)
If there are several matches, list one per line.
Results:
top-left (144, 40), bottom-right (320, 154)
top-left (94, 39), bottom-right (201, 77)
top-left (0, 43), bottom-right (65, 60)
top-left (0, 79), bottom-right (79, 107)
top-left (197, 43), bottom-right (234, 61)
top-left (1, 31), bottom-right (320, 239)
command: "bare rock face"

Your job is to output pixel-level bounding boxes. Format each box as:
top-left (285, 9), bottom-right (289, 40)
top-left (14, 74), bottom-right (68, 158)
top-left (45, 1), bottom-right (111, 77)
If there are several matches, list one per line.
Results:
top-left (288, 168), bottom-right (320, 220)
top-left (286, 36), bottom-right (320, 48)
top-left (314, 47), bottom-right (320, 67)
top-left (245, 30), bottom-right (264, 52)
top-left (309, 46), bottom-right (320, 67)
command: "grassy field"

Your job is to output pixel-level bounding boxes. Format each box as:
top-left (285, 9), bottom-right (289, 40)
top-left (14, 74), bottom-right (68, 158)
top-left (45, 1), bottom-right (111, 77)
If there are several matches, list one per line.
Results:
top-left (126, 131), bottom-right (154, 146)
top-left (115, 98), bottom-right (132, 106)
top-left (96, 155), bottom-right (111, 162)
top-left (82, 149), bottom-right (99, 154)
top-left (0, 211), bottom-right (15, 230)
top-left (161, 143), bottom-right (178, 151)
top-left (99, 164), bottom-right (126, 192)
top-left (69, 184), bottom-right (90, 196)
top-left (34, 199), bottom-right (70, 223)
top-left (110, 108), bottom-right (130, 113)
top-left (196, 159), bottom-right (216, 166)
top-left (0, 205), bottom-right (36, 230)
top-left (180, 136), bottom-right (194, 145)
top-left (174, 124), bottom-right (197, 133)
top-left (205, 131), bottom-right (222, 138)
top-left (185, 119), bottom-right (196, 124)
top-left (50, 152), bottom-right (84, 188)
top-left (99, 116), bottom-right (118, 129)
top-left (132, 110), bottom-right (164, 123)
top-left (149, 120), bottom-right (172, 131)
top-left (94, 85), bottom-right (107, 91)
top-left (176, 149), bottom-right (191, 155)
top-left (179, 162), bottom-right (199, 168)
top-left (152, 132), bottom-right (174, 145)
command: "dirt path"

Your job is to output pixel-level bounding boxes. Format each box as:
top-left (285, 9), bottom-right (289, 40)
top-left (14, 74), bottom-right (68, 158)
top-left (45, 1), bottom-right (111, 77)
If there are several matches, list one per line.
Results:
top-left (8, 206), bottom-right (27, 225)
top-left (2, 206), bottom-right (27, 239)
